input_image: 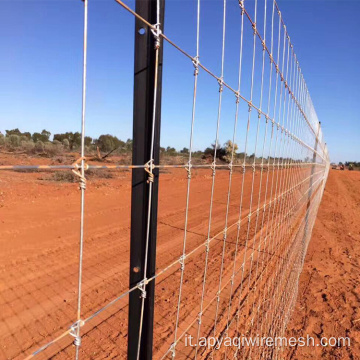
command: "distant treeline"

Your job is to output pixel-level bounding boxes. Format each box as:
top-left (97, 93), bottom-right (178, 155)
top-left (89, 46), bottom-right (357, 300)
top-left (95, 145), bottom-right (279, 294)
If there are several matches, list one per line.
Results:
top-left (0, 128), bottom-right (312, 164)
top-left (335, 161), bottom-right (360, 168)
top-left (0, 128), bottom-right (132, 155)
top-left (344, 161), bottom-right (360, 167)
top-left (0, 129), bottom-right (243, 161)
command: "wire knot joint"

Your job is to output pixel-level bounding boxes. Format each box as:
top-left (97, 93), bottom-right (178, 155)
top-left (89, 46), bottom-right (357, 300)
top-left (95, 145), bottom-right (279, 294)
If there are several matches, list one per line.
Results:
top-left (137, 279), bottom-right (148, 299)
top-left (192, 56), bottom-right (200, 76)
top-left (211, 161), bottom-right (216, 176)
top-left (179, 255), bottom-right (186, 271)
top-left (218, 78), bottom-right (224, 92)
top-left (186, 161), bottom-right (192, 179)
top-left (70, 319), bottom-right (85, 347)
top-left (151, 23), bottom-right (162, 49)
top-left (239, 0), bottom-right (245, 14)
top-left (145, 159), bottom-right (155, 184)
top-left (72, 157), bottom-right (88, 191)
top-left (228, 162), bottom-right (233, 174)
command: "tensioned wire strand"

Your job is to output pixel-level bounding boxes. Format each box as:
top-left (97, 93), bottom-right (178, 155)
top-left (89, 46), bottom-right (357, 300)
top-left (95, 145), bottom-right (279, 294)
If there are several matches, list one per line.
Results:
top-left (222, 0), bottom-right (246, 352)
top-left (229, 0), bottom-right (260, 344)
top-left (240, 0), bottom-right (272, 353)
top-left (19, 0), bottom-right (330, 358)
top-left (147, 168), bottom-right (324, 290)
top-left (258, 15), bottom-right (287, 341)
top-left (232, 2), bottom-right (284, 352)
top-left (113, 0), bottom-right (326, 159)
top-left (160, 172), bottom-right (326, 360)
top-left (271, 139), bottom-right (325, 348)
top-left (23, 165), bottom-right (325, 360)
top-left (159, 170), bottom-right (325, 360)
top-left (171, 0), bottom-right (200, 356)
top-left (268, 42), bottom-right (307, 340)
top-left (265, 26), bottom-right (291, 323)
top-left (243, 20), bottom-right (292, 357)
top-left (267, 34), bottom-right (299, 340)
top-left (194, 0), bottom-right (227, 357)
top-left (254, 18), bottom-right (283, 352)
top-left (112, 0), bottom-right (327, 163)
top-left (225, 188), bottom-right (318, 358)
top-left (74, 0), bottom-right (88, 357)
top-left (249, 0), bottom-right (277, 348)
top-left (237, 0), bottom-right (273, 353)
top-left (275, 48), bottom-right (300, 346)
top-left (211, 0), bottom-right (235, 353)
top-left (266, 178), bottom-right (321, 359)
top-left (261, 34), bottom-right (295, 350)
top-left (262, 62), bottom-right (306, 358)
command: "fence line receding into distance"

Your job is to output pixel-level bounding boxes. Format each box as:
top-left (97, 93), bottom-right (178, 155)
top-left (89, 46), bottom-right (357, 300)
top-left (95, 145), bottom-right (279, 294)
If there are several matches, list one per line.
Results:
top-left (0, 0), bottom-right (330, 359)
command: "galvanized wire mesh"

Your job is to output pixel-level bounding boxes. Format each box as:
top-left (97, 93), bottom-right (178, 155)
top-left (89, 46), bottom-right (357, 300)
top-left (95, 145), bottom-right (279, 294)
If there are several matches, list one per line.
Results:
top-left (0, 0), bottom-right (329, 359)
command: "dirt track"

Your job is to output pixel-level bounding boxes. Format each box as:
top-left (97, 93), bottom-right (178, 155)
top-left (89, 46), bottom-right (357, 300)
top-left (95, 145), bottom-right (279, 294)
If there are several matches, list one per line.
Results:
top-left (0, 153), bottom-right (338, 360)
top-left (285, 169), bottom-right (360, 359)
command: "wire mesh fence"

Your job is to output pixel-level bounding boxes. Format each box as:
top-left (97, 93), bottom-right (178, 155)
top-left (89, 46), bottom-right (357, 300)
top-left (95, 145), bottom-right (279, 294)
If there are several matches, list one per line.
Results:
top-left (0, 0), bottom-right (329, 359)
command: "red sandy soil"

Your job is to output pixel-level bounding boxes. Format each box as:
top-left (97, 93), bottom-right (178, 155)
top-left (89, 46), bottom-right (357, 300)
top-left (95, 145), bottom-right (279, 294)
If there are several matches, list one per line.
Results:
top-left (0, 153), bottom-right (334, 360)
top-left (284, 169), bottom-right (360, 359)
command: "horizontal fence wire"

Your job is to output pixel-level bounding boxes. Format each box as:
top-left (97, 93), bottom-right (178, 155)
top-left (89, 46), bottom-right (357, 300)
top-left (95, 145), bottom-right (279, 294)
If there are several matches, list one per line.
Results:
top-left (1, 0), bottom-right (329, 359)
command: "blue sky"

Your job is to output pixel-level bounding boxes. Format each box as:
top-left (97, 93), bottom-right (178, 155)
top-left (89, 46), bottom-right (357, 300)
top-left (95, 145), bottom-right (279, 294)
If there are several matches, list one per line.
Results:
top-left (0, 0), bottom-right (359, 163)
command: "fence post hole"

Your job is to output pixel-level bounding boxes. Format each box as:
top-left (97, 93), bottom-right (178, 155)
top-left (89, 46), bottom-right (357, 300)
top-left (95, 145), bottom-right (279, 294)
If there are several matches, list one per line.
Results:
top-left (128, 0), bottom-right (165, 359)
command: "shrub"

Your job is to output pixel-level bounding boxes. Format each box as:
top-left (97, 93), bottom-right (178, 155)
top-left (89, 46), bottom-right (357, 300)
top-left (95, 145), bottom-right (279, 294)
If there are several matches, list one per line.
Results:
top-left (35, 140), bottom-right (45, 152)
top-left (21, 140), bottom-right (35, 152)
top-left (62, 138), bottom-right (70, 149)
top-left (53, 141), bottom-right (64, 153)
top-left (44, 142), bottom-right (63, 157)
top-left (0, 133), bottom-right (4, 146)
top-left (8, 134), bottom-right (21, 147)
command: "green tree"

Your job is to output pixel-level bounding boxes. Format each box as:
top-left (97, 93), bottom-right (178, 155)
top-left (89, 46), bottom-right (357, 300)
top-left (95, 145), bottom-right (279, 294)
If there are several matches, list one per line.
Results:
top-left (53, 132), bottom-right (81, 150)
top-left (5, 128), bottom-right (22, 137)
top-left (23, 132), bottom-right (31, 140)
top-left (96, 134), bottom-right (124, 152)
top-left (84, 136), bottom-right (93, 147)
top-left (41, 129), bottom-right (51, 141)
top-left (32, 129), bottom-right (51, 143)
top-left (125, 138), bottom-right (133, 152)
top-left (165, 146), bottom-right (177, 155)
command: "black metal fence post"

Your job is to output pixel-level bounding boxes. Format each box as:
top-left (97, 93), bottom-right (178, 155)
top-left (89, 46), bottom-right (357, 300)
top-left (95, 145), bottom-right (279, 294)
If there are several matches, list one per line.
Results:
top-left (128, 0), bottom-right (165, 359)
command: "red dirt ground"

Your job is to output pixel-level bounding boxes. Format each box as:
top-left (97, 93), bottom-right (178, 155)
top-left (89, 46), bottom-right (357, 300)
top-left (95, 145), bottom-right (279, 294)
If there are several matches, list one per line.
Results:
top-left (1, 153), bottom-right (355, 360)
top-left (285, 169), bottom-right (360, 359)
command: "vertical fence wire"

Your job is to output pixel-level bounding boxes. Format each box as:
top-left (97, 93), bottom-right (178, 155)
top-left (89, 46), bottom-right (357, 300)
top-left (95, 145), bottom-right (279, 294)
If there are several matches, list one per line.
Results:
top-left (74, 0), bottom-right (88, 358)
top-left (193, 0), bottom-right (228, 357)
top-left (223, 0), bottom-right (246, 348)
top-left (172, 0), bottom-right (200, 356)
